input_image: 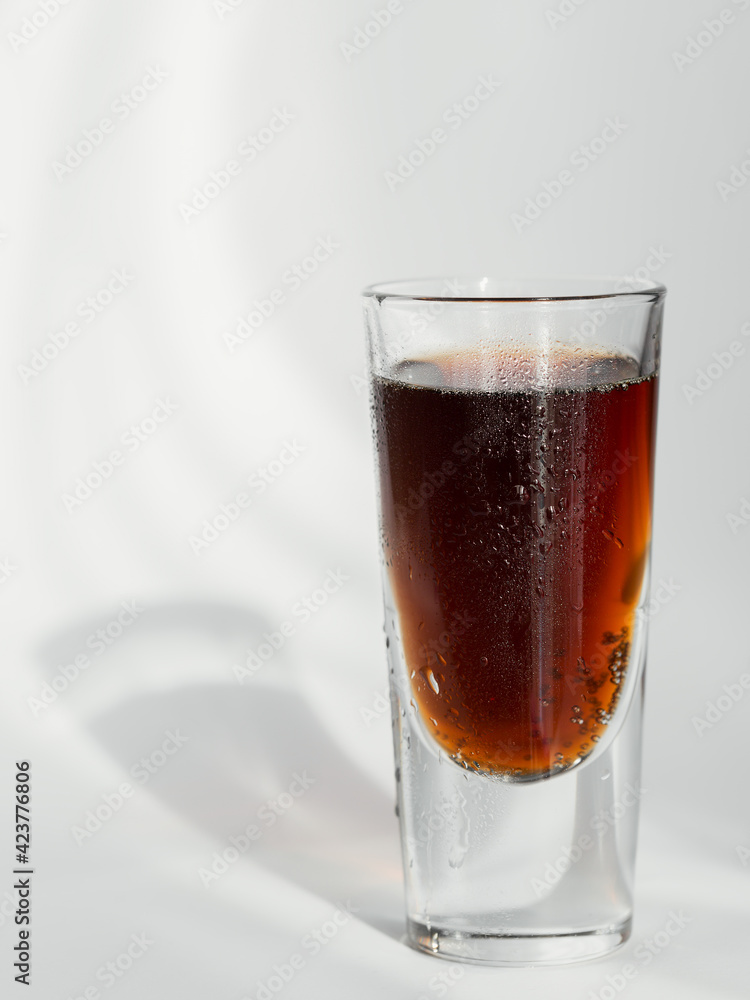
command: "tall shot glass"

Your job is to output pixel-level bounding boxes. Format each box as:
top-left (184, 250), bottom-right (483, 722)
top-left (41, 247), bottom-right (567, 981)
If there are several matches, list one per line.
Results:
top-left (364, 278), bottom-right (665, 965)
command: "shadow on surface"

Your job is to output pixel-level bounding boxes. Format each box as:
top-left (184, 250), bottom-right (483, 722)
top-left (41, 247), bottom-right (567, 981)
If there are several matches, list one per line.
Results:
top-left (38, 601), bottom-right (404, 943)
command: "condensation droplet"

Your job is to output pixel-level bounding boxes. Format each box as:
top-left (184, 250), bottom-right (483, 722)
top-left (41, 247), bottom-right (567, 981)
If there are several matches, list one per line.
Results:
top-left (423, 668), bottom-right (440, 695)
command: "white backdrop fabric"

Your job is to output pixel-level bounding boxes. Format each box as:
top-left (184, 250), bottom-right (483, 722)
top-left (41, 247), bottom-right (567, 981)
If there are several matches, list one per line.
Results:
top-left (1, 1), bottom-right (749, 997)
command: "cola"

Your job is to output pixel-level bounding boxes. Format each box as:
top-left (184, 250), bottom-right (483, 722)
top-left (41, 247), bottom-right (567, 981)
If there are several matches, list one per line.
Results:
top-left (372, 346), bottom-right (657, 780)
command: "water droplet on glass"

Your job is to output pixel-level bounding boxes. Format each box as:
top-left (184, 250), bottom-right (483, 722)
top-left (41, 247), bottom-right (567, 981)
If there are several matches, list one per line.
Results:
top-left (422, 668), bottom-right (440, 695)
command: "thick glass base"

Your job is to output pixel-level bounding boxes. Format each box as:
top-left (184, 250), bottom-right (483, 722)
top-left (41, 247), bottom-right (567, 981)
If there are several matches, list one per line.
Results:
top-left (407, 918), bottom-right (631, 967)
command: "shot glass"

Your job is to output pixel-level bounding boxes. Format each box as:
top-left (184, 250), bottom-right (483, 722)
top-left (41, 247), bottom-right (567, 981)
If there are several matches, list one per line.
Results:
top-left (363, 277), bottom-right (665, 965)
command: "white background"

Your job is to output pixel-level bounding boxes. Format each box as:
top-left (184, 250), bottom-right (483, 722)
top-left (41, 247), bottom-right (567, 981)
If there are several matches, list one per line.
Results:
top-left (1, 1), bottom-right (749, 997)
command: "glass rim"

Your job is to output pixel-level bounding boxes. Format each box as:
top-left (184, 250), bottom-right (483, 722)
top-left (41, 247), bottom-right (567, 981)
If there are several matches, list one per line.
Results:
top-left (362, 275), bottom-right (667, 304)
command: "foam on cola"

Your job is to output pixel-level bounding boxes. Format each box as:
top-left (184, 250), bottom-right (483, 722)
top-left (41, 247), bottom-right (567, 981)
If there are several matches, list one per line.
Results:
top-left (372, 344), bottom-right (657, 780)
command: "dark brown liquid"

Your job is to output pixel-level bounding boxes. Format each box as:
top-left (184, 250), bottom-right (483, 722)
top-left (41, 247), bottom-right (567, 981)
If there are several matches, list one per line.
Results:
top-left (373, 348), bottom-right (657, 780)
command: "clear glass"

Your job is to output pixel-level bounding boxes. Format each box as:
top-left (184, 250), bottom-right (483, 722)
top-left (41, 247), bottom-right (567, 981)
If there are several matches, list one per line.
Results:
top-left (363, 277), bottom-right (665, 966)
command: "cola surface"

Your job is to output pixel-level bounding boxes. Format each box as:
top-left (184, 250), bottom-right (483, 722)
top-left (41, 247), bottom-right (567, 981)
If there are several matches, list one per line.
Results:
top-left (372, 347), bottom-right (657, 780)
